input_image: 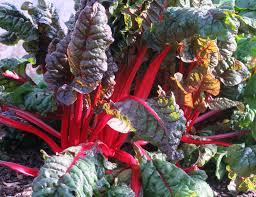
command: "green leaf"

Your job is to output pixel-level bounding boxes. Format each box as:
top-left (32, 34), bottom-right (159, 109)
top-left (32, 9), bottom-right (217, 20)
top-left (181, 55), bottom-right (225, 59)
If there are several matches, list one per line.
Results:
top-left (188, 170), bottom-right (208, 181)
top-left (114, 93), bottom-right (186, 161)
top-left (213, 0), bottom-right (235, 10)
top-left (24, 88), bottom-right (57, 115)
top-left (32, 144), bottom-right (110, 197)
top-left (144, 7), bottom-right (240, 51)
top-left (140, 158), bottom-right (214, 197)
top-left (234, 36), bottom-right (256, 64)
top-left (225, 144), bottom-right (256, 177)
top-left (214, 149), bottom-right (227, 180)
top-left (244, 74), bottom-right (256, 109)
top-left (0, 31), bottom-right (19, 45)
top-left (197, 144), bottom-right (217, 167)
top-left (21, 0), bottom-right (63, 39)
top-left (235, 0), bottom-right (256, 10)
top-left (104, 184), bottom-right (135, 197)
top-left (0, 3), bottom-right (38, 50)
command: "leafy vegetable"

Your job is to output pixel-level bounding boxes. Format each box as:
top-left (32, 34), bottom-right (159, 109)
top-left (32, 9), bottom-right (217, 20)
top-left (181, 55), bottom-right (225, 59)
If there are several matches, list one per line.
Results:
top-left (140, 158), bottom-right (214, 197)
top-left (104, 184), bottom-right (135, 197)
top-left (0, 3), bottom-right (38, 52)
top-left (114, 92), bottom-right (186, 161)
top-left (32, 144), bottom-right (109, 196)
top-left (225, 144), bottom-right (256, 177)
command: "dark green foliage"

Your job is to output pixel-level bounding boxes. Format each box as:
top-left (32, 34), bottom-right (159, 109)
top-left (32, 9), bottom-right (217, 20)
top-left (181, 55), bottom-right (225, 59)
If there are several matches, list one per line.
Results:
top-left (114, 93), bottom-right (186, 161)
top-left (32, 145), bottom-right (109, 197)
top-left (0, 3), bottom-right (38, 52)
top-left (140, 158), bottom-right (213, 197)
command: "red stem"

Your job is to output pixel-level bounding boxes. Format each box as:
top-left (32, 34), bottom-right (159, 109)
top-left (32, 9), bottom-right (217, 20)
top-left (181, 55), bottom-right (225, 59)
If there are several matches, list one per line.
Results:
top-left (74, 93), bottom-right (83, 145)
top-left (0, 160), bottom-right (39, 177)
top-left (61, 105), bottom-right (71, 149)
top-left (206, 130), bottom-right (250, 140)
top-left (183, 164), bottom-right (199, 173)
top-left (80, 107), bottom-right (93, 143)
top-left (112, 46), bottom-right (148, 101)
top-left (89, 114), bottom-right (112, 142)
top-left (8, 107), bottom-right (60, 139)
top-left (2, 70), bottom-right (26, 83)
top-left (181, 135), bottom-right (232, 147)
top-left (68, 103), bottom-right (75, 146)
top-left (135, 45), bottom-right (171, 99)
top-left (0, 115), bottom-right (61, 153)
top-left (194, 110), bottom-right (222, 124)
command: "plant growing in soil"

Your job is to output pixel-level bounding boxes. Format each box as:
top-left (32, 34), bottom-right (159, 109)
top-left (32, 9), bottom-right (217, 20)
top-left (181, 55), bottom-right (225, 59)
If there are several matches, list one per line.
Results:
top-left (0, 0), bottom-right (255, 196)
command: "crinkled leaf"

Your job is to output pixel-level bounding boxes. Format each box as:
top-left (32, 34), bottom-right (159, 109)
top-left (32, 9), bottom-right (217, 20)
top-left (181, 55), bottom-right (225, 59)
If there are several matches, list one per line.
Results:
top-left (24, 88), bottom-right (57, 115)
top-left (0, 31), bottom-right (19, 45)
top-left (32, 144), bottom-right (109, 197)
top-left (208, 97), bottom-right (242, 110)
top-left (0, 3), bottom-right (38, 51)
top-left (140, 158), bottom-right (214, 197)
top-left (104, 184), bottom-right (135, 197)
top-left (144, 7), bottom-right (240, 51)
top-left (220, 82), bottom-right (246, 101)
top-left (21, 0), bottom-right (63, 39)
top-left (225, 144), bottom-right (256, 177)
top-left (68, 2), bottom-right (113, 94)
top-left (217, 58), bottom-right (250, 86)
top-left (114, 93), bottom-right (186, 161)
top-left (231, 105), bottom-right (256, 139)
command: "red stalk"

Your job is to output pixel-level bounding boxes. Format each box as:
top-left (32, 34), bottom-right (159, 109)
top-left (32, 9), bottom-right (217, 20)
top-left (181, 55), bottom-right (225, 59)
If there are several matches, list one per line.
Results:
top-left (0, 160), bottom-right (39, 177)
top-left (112, 46), bottom-right (148, 101)
top-left (186, 110), bottom-right (200, 132)
top-left (0, 115), bottom-right (61, 153)
top-left (89, 114), bottom-right (112, 142)
top-left (206, 130), bottom-right (250, 140)
top-left (9, 107), bottom-right (60, 139)
top-left (65, 142), bottom-right (94, 173)
top-left (68, 103), bottom-right (75, 146)
top-left (181, 135), bottom-right (231, 147)
top-left (183, 164), bottom-right (199, 173)
top-left (73, 93), bottom-right (83, 145)
top-left (61, 105), bottom-right (71, 149)
top-left (2, 70), bottom-right (26, 83)
top-left (132, 141), bottom-right (151, 160)
top-left (135, 45), bottom-right (171, 99)
top-left (114, 150), bottom-right (140, 197)
top-left (194, 110), bottom-right (222, 124)
top-left (80, 108), bottom-right (93, 143)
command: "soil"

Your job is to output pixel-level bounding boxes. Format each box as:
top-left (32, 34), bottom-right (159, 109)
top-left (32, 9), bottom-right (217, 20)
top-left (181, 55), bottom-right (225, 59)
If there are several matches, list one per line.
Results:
top-left (0, 132), bottom-right (44, 197)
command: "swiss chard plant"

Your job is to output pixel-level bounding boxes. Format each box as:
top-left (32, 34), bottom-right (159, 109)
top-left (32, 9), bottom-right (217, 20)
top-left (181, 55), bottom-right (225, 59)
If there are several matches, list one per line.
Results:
top-left (0, 0), bottom-right (255, 196)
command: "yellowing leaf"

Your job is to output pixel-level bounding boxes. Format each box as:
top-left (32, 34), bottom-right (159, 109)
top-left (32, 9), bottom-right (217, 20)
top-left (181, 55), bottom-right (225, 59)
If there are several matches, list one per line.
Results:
top-left (200, 73), bottom-right (220, 96)
top-left (123, 13), bottom-right (132, 31)
top-left (135, 16), bottom-right (143, 29)
top-left (193, 37), bottom-right (220, 68)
